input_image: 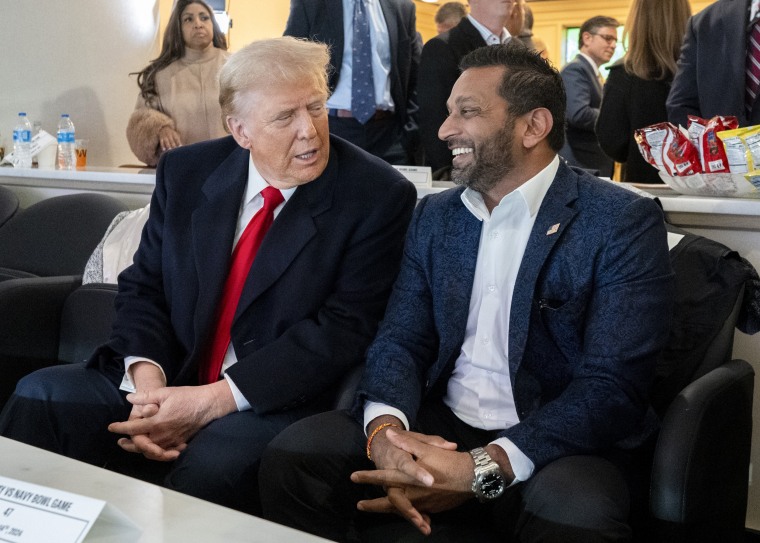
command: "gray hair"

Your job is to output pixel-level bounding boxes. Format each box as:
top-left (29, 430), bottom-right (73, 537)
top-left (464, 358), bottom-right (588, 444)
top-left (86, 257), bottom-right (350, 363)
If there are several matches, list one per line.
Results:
top-left (219, 37), bottom-right (331, 119)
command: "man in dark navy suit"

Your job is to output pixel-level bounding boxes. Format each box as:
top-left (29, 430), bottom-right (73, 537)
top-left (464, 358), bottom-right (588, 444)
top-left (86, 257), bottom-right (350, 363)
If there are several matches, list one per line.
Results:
top-left (668, 0), bottom-right (760, 127)
top-left (284, 0), bottom-right (420, 164)
top-left (0, 37), bottom-right (416, 514)
top-left (260, 43), bottom-right (674, 543)
top-left (559, 15), bottom-right (619, 177)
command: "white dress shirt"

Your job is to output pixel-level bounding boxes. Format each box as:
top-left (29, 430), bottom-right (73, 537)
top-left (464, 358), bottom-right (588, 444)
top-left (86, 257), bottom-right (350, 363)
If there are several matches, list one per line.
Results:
top-left (365, 156), bottom-right (560, 484)
top-left (122, 154), bottom-right (296, 411)
top-left (327, 0), bottom-right (394, 112)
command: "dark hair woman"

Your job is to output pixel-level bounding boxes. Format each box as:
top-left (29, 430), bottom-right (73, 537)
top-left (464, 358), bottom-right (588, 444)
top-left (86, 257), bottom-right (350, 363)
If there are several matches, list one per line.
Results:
top-left (126, 0), bottom-right (229, 166)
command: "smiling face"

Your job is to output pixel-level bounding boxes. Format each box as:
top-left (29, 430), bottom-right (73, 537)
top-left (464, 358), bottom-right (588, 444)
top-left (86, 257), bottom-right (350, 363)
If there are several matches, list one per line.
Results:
top-left (227, 82), bottom-right (330, 189)
top-left (581, 25), bottom-right (618, 66)
top-left (438, 66), bottom-right (518, 194)
top-left (180, 2), bottom-right (215, 51)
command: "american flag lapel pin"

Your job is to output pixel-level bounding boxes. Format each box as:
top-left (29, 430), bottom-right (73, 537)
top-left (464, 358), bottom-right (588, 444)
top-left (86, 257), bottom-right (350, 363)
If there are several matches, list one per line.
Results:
top-left (546, 223), bottom-right (560, 236)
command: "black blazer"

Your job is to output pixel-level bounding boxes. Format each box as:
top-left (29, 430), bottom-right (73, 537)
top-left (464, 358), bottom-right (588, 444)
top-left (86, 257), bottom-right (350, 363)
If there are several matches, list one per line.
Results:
top-left (284, 0), bottom-right (419, 130)
top-left (418, 18), bottom-right (487, 173)
top-left (89, 135), bottom-right (417, 415)
top-left (560, 54), bottom-right (613, 177)
top-left (596, 60), bottom-right (669, 183)
top-left (668, 0), bottom-right (760, 128)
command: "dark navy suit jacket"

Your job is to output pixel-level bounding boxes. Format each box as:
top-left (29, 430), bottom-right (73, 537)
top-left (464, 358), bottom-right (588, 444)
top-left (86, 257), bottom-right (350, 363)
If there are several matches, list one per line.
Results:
top-left (89, 135), bottom-right (416, 415)
top-left (284, 0), bottom-right (419, 131)
top-left (667, 0), bottom-right (760, 128)
top-left (355, 161), bottom-right (674, 470)
top-left (560, 54), bottom-right (614, 177)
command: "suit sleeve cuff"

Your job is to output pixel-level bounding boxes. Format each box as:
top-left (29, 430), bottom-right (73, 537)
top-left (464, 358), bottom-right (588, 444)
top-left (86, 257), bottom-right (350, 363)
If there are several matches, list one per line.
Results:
top-left (491, 437), bottom-right (535, 485)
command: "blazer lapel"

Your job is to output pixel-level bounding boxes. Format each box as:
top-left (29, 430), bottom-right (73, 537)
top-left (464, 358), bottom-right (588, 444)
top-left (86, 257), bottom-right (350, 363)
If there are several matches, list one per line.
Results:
top-left (232, 150), bottom-right (337, 321)
top-left (191, 146), bottom-right (250, 343)
top-left (508, 162), bottom-right (580, 372)
top-left (724, 0), bottom-right (752, 124)
top-left (439, 190), bottom-right (481, 359)
top-left (327, 0), bottom-right (345, 88)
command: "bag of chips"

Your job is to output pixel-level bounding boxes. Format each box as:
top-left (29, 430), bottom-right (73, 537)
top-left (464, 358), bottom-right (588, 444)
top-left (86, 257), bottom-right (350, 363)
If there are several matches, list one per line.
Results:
top-left (661, 123), bottom-right (702, 176)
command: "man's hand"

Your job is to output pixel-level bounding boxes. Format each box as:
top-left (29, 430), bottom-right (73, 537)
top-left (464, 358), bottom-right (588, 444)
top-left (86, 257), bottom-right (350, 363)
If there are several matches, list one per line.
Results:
top-left (108, 377), bottom-right (237, 461)
top-left (352, 427), bottom-right (470, 535)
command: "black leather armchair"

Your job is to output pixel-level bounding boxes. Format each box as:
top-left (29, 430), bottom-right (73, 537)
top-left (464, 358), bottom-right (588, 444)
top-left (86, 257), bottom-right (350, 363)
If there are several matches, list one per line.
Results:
top-left (0, 193), bottom-right (127, 282)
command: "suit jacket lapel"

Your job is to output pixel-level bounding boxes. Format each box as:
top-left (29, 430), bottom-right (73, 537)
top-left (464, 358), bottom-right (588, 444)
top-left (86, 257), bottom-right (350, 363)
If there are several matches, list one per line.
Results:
top-left (379, 0), bottom-right (401, 91)
top-left (577, 54), bottom-right (602, 97)
top-left (509, 162), bottom-right (579, 373)
top-left (232, 149), bottom-right (337, 321)
top-left (724, 0), bottom-right (752, 123)
top-left (192, 146), bottom-right (249, 342)
top-left (439, 189), bottom-right (481, 360)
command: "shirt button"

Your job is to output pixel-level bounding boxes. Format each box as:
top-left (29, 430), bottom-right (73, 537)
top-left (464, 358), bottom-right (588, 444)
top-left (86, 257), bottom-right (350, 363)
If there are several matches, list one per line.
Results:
top-left (490, 231), bottom-right (500, 240)
top-left (488, 284), bottom-right (496, 292)
top-left (482, 336), bottom-right (490, 345)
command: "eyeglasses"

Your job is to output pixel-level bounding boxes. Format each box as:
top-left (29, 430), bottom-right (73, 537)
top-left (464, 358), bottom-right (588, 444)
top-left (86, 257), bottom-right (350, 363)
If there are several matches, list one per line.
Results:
top-left (591, 33), bottom-right (618, 45)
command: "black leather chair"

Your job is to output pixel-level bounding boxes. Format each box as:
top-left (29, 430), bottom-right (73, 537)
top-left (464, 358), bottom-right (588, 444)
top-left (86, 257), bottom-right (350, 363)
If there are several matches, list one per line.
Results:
top-left (0, 185), bottom-right (19, 228)
top-left (0, 193), bottom-right (128, 282)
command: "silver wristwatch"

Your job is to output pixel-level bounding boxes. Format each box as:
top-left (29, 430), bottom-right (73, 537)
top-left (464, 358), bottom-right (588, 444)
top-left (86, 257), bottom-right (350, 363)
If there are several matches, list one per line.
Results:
top-left (469, 447), bottom-right (506, 502)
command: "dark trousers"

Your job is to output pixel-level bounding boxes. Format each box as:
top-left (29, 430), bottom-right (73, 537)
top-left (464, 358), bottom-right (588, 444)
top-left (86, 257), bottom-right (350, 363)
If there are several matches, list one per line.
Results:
top-left (260, 401), bottom-right (637, 543)
top-left (328, 115), bottom-right (408, 165)
top-left (0, 363), bottom-right (312, 514)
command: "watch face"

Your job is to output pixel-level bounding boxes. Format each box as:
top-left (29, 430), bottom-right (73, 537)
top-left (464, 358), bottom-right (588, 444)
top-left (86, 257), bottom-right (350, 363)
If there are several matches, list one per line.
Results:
top-left (481, 472), bottom-right (505, 499)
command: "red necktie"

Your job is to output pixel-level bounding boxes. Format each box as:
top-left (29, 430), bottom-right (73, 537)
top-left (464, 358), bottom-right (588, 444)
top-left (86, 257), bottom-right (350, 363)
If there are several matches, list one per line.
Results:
top-left (200, 186), bottom-right (284, 385)
top-left (746, 19), bottom-right (760, 116)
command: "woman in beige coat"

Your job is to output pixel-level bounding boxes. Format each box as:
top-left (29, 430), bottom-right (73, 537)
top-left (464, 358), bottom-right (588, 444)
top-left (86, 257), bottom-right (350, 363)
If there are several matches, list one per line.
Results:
top-left (127, 0), bottom-right (229, 166)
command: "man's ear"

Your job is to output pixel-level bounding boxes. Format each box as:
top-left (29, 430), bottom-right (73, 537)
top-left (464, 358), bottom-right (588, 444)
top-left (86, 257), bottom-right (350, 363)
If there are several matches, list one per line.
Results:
top-left (580, 31), bottom-right (593, 50)
top-left (227, 116), bottom-right (251, 149)
top-left (521, 108), bottom-right (553, 150)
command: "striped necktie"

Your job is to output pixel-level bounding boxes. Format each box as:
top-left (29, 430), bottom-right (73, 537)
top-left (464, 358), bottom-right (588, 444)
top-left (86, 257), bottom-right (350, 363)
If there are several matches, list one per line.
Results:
top-left (351, 0), bottom-right (376, 124)
top-left (747, 18), bottom-right (760, 115)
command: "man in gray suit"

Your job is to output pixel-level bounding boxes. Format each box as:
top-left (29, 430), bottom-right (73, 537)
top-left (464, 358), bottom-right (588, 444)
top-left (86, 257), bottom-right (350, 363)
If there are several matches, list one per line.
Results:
top-left (559, 15), bottom-right (619, 177)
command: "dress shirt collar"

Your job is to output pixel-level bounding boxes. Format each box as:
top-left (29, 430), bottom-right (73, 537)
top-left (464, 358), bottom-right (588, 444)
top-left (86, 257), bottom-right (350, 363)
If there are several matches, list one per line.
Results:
top-left (460, 155), bottom-right (560, 221)
top-left (578, 52), bottom-right (602, 75)
top-left (244, 154), bottom-right (297, 206)
top-left (752, 0), bottom-right (760, 23)
top-left (467, 15), bottom-right (511, 45)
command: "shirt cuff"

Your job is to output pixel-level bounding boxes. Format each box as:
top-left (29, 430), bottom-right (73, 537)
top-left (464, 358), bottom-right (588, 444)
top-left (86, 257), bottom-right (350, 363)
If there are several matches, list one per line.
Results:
top-left (121, 356), bottom-right (167, 392)
top-left (363, 401), bottom-right (410, 436)
top-left (491, 437), bottom-right (535, 486)
top-left (224, 373), bottom-right (251, 411)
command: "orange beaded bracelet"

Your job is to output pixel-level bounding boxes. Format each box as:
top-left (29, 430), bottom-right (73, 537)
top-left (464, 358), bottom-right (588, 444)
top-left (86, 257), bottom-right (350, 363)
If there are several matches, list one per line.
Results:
top-left (366, 422), bottom-right (401, 460)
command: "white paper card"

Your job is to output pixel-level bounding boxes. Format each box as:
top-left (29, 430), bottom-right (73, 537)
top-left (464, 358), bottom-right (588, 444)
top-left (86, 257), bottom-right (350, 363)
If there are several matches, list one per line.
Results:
top-left (0, 476), bottom-right (139, 543)
top-left (393, 165), bottom-right (432, 187)
top-left (1, 130), bottom-right (57, 168)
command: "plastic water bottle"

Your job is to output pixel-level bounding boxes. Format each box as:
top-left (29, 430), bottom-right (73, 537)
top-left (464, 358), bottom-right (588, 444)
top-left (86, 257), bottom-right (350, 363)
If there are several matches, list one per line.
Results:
top-left (12, 112), bottom-right (32, 168)
top-left (57, 114), bottom-right (76, 170)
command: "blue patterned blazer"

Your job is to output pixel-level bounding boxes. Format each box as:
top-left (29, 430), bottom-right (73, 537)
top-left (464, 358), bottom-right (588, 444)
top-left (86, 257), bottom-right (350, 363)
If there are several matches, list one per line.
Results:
top-left (355, 161), bottom-right (674, 470)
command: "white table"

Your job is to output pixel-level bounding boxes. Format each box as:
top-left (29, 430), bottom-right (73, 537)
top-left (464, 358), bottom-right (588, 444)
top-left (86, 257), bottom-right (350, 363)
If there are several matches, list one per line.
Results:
top-left (0, 437), bottom-right (331, 543)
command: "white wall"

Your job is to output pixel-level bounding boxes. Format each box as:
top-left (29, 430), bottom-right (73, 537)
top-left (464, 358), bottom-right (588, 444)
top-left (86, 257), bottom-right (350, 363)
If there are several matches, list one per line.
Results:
top-left (0, 0), bottom-right (160, 167)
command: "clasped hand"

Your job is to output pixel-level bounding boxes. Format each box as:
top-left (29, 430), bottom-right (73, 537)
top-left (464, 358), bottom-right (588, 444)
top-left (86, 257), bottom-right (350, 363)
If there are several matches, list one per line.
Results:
top-left (108, 382), bottom-right (233, 462)
top-left (351, 428), bottom-right (475, 535)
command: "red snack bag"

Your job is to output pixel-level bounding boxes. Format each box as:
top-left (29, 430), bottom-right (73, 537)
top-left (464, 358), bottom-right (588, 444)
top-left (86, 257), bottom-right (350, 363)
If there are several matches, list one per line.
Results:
top-left (662, 123), bottom-right (702, 176)
top-left (700, 115), bottom-right (738, 173)
top-left (635, 123), bottom-right (670, 171)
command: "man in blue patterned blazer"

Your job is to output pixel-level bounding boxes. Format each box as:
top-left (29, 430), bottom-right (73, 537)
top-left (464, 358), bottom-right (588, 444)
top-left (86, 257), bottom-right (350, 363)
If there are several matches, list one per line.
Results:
top-left (260, 43), bottom-right (674, 543)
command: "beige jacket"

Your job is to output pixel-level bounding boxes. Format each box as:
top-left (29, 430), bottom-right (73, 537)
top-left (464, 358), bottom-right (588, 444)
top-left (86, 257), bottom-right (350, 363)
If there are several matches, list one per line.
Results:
top-left (126, 45), bottom-right (229, 166)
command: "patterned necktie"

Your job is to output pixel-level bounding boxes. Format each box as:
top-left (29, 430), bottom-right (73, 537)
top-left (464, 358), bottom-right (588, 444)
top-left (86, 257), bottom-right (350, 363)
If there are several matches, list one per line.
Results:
top-left (597, 72), bottom-right (605, 90)
top-left (351, 0), bottom-right (376, 124)
top-left (747, 18), bottom-right (760, 116)
top-left (200, 186), bottom-right (284, 385)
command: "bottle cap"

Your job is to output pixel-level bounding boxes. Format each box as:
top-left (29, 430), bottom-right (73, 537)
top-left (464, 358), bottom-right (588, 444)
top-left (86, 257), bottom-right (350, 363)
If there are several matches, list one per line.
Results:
top-left (61, 114), bottom-right (69, 117)
top-left (18, 112), bottom-right (26, 116)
